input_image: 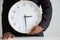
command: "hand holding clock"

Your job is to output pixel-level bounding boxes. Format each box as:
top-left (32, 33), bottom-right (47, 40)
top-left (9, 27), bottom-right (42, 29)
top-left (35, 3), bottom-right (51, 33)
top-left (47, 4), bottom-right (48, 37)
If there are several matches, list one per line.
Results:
top-left (2, 32), bottom-right (15, 40)
top-left (2, 25), bottom-right (44, 40)
top-left (27, 25), bottom-right (44, 35)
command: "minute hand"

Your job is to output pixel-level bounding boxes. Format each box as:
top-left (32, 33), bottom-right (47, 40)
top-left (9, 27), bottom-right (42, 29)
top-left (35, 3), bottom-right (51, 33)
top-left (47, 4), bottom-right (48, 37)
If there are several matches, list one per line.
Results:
top-left (24, 15), bottom-right (27, 27)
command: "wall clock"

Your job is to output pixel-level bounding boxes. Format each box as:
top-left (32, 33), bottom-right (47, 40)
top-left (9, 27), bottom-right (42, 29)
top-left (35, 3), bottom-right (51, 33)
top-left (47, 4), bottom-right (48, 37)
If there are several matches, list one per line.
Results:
top-left (8, 1), bottom-right (42, 33)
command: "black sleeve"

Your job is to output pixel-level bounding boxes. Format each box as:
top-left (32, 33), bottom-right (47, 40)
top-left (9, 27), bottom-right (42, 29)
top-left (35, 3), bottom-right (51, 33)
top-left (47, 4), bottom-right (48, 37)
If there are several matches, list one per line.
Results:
top-left (38, 0), bottom-right (52, 31)
top-left (2, 0), bottom-right (11, 35)
top-left (2, 0), bottom-right (19, 34)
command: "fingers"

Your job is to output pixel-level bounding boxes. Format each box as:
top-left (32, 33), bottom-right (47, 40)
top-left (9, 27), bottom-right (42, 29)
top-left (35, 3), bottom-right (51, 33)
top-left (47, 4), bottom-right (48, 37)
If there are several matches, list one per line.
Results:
top-left (8, 34), bottom-right (12, 39)
top-left (2, 35), bottom-right (15, 40)
top-left (2, 32), bottom-right (15, 40)
top-left (10, 34), bottom-right (15, 38)
top-left (27, 25), bottom-right (44, 35)
top-left (2, 34), bottom-right (9, 40)
top-left (7, 34), bottom-right (15, 40)
top-left (27, 28), bottom-right (36, 35)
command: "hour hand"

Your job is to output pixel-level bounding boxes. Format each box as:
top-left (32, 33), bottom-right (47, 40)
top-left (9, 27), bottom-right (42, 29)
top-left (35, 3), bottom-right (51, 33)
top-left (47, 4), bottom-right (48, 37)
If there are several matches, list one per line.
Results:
top-left (24, 15), bottom-right (32, 18)
top-left (25, 16), bottom-right (32, 17)
top-left (24, 15), bottom-right (27, 27)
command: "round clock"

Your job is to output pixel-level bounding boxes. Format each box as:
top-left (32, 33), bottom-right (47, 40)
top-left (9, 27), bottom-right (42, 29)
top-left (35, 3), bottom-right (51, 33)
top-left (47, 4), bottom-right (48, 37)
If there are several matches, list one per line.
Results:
top-left (8, 1), bottom-right (42, 33)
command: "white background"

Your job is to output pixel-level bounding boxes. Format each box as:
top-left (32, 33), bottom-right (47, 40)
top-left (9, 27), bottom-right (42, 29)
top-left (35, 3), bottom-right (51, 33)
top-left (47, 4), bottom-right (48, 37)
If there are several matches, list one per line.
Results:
top-left (0, 0), bottom-right (60, 38)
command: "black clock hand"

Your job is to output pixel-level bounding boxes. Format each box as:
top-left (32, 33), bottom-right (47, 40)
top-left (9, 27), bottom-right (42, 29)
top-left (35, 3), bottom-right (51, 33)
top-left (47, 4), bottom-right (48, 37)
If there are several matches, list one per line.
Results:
top-left (24, 15), bottom-right (27, 31)
top-left (25, 16), bottom-right (32, 17)
top-left (24, 15), bottom-right (32, 26)
top-left (24, 15), bottom-right (32, 31)
top-left (26, 16), bottom-right (32, 17)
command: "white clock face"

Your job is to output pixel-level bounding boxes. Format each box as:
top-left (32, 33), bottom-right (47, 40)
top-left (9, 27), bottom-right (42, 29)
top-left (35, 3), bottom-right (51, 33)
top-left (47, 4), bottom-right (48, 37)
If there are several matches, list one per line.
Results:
top-left (8, 1), bottom-right (42, 33)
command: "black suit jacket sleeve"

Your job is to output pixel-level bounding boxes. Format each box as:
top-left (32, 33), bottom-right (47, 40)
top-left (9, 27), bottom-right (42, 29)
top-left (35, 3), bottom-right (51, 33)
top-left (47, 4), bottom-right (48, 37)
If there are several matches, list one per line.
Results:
top-left (2, 0), bottom-right (19, 34)
top-left (2, 0), bottom-right (10, 34)
top-left (38, 0), bottom-right (52, 31)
